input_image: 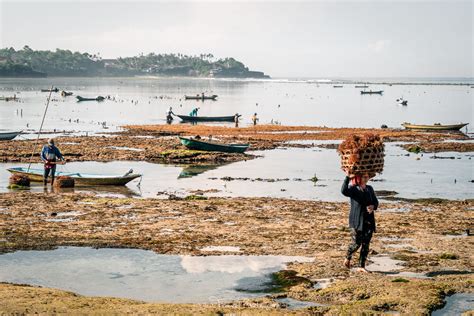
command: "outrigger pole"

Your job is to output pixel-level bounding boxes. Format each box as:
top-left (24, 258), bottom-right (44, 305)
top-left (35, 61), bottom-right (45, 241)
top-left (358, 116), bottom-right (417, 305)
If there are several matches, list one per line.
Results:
top-left (27, 86), bottom-right (54, 172)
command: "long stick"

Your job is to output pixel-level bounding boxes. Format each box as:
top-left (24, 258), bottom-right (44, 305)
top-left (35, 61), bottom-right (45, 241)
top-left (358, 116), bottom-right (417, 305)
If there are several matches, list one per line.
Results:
top-left (27, 86), bottom-right (54, 172)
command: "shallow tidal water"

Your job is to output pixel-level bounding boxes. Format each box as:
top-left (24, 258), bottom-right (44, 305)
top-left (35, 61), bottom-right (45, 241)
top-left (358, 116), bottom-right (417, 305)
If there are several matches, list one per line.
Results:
top-left (0, 143), bottom-right (471, 201)
top-left (0, 247), bottom-right (313, 303)
top-left (0, 77), bottom-right (472, 133)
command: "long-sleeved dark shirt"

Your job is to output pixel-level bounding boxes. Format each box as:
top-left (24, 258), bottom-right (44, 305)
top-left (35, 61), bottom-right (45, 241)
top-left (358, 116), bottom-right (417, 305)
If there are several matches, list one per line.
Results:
top-left (341, 176), bottom-right (378, 232)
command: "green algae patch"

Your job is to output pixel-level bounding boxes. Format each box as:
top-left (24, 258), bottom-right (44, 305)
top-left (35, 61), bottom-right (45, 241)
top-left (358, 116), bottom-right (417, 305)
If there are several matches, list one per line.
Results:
top-left (184, 195), bottom-right (208, 201)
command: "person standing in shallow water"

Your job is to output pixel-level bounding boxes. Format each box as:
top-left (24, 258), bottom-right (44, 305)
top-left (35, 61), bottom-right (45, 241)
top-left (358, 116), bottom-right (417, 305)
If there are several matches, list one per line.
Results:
top-left (341, 172), bottom-right (378, 273)
top-left (41, 138), bottom-right (65, 186)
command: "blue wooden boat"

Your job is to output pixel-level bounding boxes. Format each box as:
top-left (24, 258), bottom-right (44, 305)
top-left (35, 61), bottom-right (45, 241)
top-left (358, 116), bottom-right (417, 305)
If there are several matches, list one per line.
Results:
top-left (179, 137), bottom-right (249, 153)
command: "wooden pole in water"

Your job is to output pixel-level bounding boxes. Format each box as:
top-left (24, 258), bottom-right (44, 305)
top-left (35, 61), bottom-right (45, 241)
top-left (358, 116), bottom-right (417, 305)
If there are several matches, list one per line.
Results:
top-left (27, 86), bottom-right (54, 172)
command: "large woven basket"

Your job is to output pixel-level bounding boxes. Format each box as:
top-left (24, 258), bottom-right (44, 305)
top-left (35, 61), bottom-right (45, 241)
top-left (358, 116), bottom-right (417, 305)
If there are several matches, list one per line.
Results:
top-left (338, 134), bottom-right (385, 177)
top-left (339, 146), bottom-right (385, 177)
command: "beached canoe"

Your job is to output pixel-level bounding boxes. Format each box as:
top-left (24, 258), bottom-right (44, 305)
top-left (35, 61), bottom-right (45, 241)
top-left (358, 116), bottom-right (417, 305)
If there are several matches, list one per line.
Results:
top-left (76, 96), bottom-right (105, 102)
top-left (361, 90), bottom-right (383, 95)
top-left (184, 95), bottom-right (218, 100)
top-left (0, 131), bottom-right (21, 141)
top-left (176, 114), bottom-right (238, 122)
top-left (179, 137), bottom-right (249, 153)
top-left (401, 123), bottom-right (469, 131)
top-left (7, 167), bottom-right (141, 186)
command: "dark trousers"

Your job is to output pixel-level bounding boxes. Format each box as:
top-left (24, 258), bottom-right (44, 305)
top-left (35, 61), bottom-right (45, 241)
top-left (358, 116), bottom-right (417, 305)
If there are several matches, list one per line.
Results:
top-left (346, 228), bottom-right (373, 268)
top-left (44, 165), bottom-right (56, 185)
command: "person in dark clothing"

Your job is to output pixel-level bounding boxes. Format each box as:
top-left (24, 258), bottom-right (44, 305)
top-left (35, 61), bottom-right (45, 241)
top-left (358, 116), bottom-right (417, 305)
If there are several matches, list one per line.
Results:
top-left (341, 173), bottom-right (378, 272)
top-left (41, 138), bottom-right (65, 186)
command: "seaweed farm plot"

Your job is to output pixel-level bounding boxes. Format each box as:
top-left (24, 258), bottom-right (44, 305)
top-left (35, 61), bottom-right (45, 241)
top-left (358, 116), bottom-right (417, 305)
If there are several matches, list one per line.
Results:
top-left (0, 247), bottom-right (313, 303)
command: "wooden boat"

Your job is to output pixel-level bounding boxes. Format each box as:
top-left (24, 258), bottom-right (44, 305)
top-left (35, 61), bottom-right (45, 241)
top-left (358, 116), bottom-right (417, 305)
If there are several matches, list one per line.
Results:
top-left (41, 88), bottom-right (59, 93)
top-left (76, 96), bottom-right (105, 102)
top-left (61, 91), bottom-right (73, 97)
top-left (0, 131), bottom-right (21, 141)
top-left (333, 85), bottom-right (343, 88)
top-left (179, 137), bottom-right (249, 153)
top-left (401, 122), bottom-right (468, 131)
top-left (355, 85), bottom-right (369, 88)
top-left (184, 94), bottom-right (218, 100)
top-left (176, 114), bottom-right (238, 122)
top-left (7, 167), bottom-right (141, 186)
top-left (0, 96), bottom-right (19, 101)
top-left (361, 90), bottom-right (383, 95)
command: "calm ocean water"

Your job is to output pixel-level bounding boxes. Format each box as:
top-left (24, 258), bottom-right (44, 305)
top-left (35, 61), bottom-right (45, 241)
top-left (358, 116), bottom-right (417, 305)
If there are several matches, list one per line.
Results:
top-left (0, 77), bottom-right (472, 133)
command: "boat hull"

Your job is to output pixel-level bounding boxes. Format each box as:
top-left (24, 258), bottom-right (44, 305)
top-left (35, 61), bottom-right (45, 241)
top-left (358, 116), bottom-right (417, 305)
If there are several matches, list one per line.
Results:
top-left (361, 91), bottom-right (383, 95)
top-left (0, 131), bottom-right (21, 141)
top-left (7, 167), bottom-right (141, 186)
top-left (184, 95), bottom-right (217, 100)
top-left (76, 96), bottom-right (105, 102)
top-left (177, 115), bottom-right (236, 122)
top-left (402, 123), bottom-right (468, 131)
top-left (179, 137), bottom-right (249, 153)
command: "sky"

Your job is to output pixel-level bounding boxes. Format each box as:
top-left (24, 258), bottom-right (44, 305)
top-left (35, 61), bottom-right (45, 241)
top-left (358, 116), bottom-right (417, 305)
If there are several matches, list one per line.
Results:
top-left (0, 0), bottom-right (472, 78)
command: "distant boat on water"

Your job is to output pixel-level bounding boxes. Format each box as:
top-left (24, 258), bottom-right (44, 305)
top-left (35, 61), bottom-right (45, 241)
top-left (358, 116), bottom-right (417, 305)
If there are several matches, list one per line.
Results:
top-left (401, 122), bottom-right (468, 131)
top-left (176, 114), bottom-right (238, 122)
top-left (41, 88), bottom-right (59, 93)
top-left (76, 96), bottom-right (105, 102)
top-left (185, 94), bottom-right (218, 101)
top-left (61, 91), bottom-right (73, 97)
top-left (355, 85), bottom-right (369, 88)
top-left (333, 85), bottom-right (343, 88)
top-left (361, 90), bottom-right (383, 95)
top-left (0, 95), bottom-right (19, 101)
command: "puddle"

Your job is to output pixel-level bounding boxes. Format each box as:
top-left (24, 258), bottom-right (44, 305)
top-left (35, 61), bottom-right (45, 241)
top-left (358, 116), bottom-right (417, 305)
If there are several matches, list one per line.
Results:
top-left (313, 278), bottom-right (334, 289)
top-left (275, 297), bottom-right (326, 310)
top-left (388, 271), bottom-right (431, 279)
top-left (432, 293), bottom-right (474, 316)
top-left (366, 255), bottom-right (404, 272)
top-left (0, 247), bottom-right (313, 303)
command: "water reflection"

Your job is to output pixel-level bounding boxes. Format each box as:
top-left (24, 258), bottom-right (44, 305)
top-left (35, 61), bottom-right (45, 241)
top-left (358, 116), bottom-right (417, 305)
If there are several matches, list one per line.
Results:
top-left (178, 163), bottom-right (227, 179)
top-left (0, 247), bottom-right (313, 303)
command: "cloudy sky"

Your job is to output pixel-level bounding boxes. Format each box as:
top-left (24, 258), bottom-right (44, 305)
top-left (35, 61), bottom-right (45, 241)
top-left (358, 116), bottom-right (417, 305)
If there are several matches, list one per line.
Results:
top-left (0, 0), bottom-right (472, 78)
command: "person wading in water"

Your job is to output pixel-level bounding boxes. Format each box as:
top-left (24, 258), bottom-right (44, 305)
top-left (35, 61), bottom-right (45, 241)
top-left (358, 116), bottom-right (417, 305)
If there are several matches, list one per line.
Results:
top-left (341, 172), bottom-right (378, 273)
top-left (41, 138), bottom-right (65, 186)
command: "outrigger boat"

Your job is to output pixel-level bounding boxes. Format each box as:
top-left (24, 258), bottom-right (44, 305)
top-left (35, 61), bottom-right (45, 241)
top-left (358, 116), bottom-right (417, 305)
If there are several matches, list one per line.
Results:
top-left (7, 167), bottom-right (141, 186)
top-left (0, 131), bottom-right (21, 141)
top-left (401, 122), bottom-right (468, 131)
top-left (179, 137), bottom-right (249, 153)
top-left (361, 90), bottom-right (383, 95)
top-left (176, 114), bottom-right (239, 122)
top-left (76, 95), bottom-right (105, 102)
top-left (184, 94), bottom-right (218, 100)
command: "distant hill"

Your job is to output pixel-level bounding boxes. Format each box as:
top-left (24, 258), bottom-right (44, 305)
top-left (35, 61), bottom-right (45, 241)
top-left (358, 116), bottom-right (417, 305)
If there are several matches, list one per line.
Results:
top-left (0, 46), bottom-right (270, 79)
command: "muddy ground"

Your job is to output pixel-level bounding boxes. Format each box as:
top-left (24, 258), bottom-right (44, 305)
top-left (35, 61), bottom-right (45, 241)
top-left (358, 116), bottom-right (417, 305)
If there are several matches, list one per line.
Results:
top-left (1, 192), bottom-right (472, 314)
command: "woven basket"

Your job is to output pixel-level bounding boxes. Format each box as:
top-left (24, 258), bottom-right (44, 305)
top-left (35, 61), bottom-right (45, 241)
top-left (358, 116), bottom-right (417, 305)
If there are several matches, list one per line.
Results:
top-left (54, 176), bottom-right (75, 188)
top-left (9, 174), bottom-right (30, 187)
top-left (339, 146), bottom-right (385, 177)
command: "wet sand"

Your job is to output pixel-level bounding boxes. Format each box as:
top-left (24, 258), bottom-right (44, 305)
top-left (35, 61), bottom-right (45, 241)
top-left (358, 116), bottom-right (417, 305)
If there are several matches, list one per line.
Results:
top-left (1, 192), bottom-right (472, 314)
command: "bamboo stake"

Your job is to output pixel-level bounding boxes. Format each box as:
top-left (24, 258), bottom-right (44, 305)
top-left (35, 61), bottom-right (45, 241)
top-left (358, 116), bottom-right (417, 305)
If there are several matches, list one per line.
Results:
top-left (27, 86), bottom-right (54, 172)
